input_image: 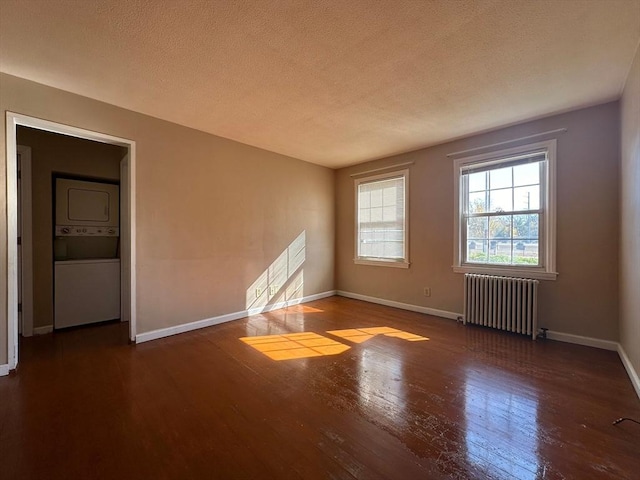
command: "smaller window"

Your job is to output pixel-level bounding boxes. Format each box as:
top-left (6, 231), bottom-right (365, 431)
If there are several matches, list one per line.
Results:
top-left (354, 169), bottom-right (409, 268)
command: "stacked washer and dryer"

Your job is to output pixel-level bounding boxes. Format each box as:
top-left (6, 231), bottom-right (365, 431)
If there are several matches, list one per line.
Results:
top-left (54, 178), bottom-right (121, 329)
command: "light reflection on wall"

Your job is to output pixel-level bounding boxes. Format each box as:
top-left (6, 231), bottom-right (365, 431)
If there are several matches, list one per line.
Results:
top-left (245, 231), bottom-right (305, 313)
top-left (357, 350), bottom-right (407, 427)
top-left (464, 369), bottom-right (540, 479)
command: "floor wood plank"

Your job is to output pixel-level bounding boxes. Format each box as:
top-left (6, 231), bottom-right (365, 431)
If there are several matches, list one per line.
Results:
top-left (1, 296), bottom-right (638, 479)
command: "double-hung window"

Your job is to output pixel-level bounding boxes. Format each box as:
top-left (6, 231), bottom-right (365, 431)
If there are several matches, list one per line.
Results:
top-left (453, 140), bottom-right (557, 280)
top-left (354, 169), bottom-right (409, 268)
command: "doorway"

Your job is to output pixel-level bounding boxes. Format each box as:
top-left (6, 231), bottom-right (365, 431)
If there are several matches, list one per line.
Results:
top-left (5, 112), bottom-right (137, 371)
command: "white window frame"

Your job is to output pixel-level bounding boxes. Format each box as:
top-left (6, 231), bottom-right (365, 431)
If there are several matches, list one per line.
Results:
top-left (453, 140), bottom-right (557, 280)
top-left (354, 169), bottom-right (410, 268)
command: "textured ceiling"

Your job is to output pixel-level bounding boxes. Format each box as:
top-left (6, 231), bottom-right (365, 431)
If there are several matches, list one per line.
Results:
top-left (1, 0), bottom-right (639, 168)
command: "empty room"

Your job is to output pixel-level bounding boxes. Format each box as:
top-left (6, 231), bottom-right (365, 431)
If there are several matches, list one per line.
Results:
top-left (1, 1), bottom-right (639, 479)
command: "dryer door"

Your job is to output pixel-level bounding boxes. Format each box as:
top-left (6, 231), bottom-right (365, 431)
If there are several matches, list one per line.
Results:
top-left (68, 187), bottom-right (110, 222)
top-left (56, 178), bottom-right (119, 227)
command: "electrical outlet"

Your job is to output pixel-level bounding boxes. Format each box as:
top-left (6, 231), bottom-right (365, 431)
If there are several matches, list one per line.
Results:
top-left (269, 285), bottom-right (277, 295)
top-left (256, 287), bottom-right (263, 298)
top-left (424, 287), bottom-right (431, 297)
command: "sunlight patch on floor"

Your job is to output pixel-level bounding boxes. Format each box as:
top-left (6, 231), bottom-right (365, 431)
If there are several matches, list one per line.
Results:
top-left (327, 327), bottom-right (429, 343)
top-left (240, 332), bottom-right (349, 360)
top-left (286, 305), bottom-right (324, 313)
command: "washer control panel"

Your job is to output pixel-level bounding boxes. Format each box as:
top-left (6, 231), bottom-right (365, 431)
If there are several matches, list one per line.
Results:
top-left (55, 225), bottom-right (119, 237)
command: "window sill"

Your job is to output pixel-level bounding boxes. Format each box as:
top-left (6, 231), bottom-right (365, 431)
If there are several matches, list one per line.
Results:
top-left (452, 265), bottom-right (557, 280)
top-left (355, 258), bottom-right (410, 269)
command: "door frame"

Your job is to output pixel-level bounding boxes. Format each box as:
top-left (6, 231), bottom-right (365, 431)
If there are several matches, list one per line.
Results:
top-left (17, 145), bottom-right (33, 337)
top-left (5, 112), bottom-right (137, 370)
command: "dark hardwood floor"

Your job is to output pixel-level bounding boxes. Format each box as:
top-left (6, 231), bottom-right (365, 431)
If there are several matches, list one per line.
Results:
top-left (1, 296), bottom-right (639, 479)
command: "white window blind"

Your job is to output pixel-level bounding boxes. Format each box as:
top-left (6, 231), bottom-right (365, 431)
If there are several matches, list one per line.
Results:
top-left (356, 172), bottom-right (407, 263)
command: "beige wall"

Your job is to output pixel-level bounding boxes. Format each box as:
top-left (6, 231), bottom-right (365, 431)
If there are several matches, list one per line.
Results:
top-left (620, 45), bottom-right (640, 378)
top-left (1, 73), bottom-right (335, 364)
top-left (16, 127), bottom-right (125, 329)
top-left (0, 71), bottom-right (628, 367)
top-left (336, 102), bottom-right (620, 340)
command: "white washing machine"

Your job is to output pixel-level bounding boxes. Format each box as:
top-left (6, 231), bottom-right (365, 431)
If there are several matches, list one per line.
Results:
top-left (54, 258), bottom-right (121, 328)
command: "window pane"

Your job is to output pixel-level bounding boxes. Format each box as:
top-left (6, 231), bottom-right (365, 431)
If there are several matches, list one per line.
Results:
top-left (489, 215), bottom-right (511, 240)
top-left (490, 167), bottom-right (512, 189)
top-left (383, 186), bottom-right (397, 205)
top-left (468, 191), bottom-right (486, 213)
top-left (370, 188), bottom-right (382, 207)
top-left (385, 229), bottom-right (404, 258)
top-left (488, 239), bottom-right (512, 264)
top-left (513, 214), bottom-right (539, 239)
top-left (359, 190), bottom-right (370, 208)
top-left (514, 241), bottom-right (539, 265)
top-left (359, 229), bottom-right (372, 256)
top-left (489, 188), bottom-right (513, 212)
top-left (468, 172), bottom-right (486, 192)
top-left (359, 229), bottom-right (404, 259)
top-left (514, 162), bottom-right (540, 187)
top-left (467, 216), bottom-right (488, 240)
top-left (467, 239), bottom-right (488, 263)
top-left (370, 207), bottom-right (382, 222)
top-left (359, 208), bottom-right (370, 224)
top-left (382, 206), bottom-right (396, 222)
top-left (514, 186), bottom-right (540, 211)
top-left (386, 229), bottom-right (403, 242)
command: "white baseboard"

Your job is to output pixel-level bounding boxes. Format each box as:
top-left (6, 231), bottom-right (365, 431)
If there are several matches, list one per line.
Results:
top-left (135, 290), bottom-right (336, 344)
top-left (33, 325), bottom-right (53, 335)
top-left (545, 330), bottom-right (618, 351)
top-left (336, 290), bottom-right (461, 320)
top-left (335, 292), bottom-right (639, 398)
top-left (0, 363), bottom-right (9, 376)
top-left (617, 344), bottom-right (640, 399)
top-left (538, 331), bottom-right (639, 400)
